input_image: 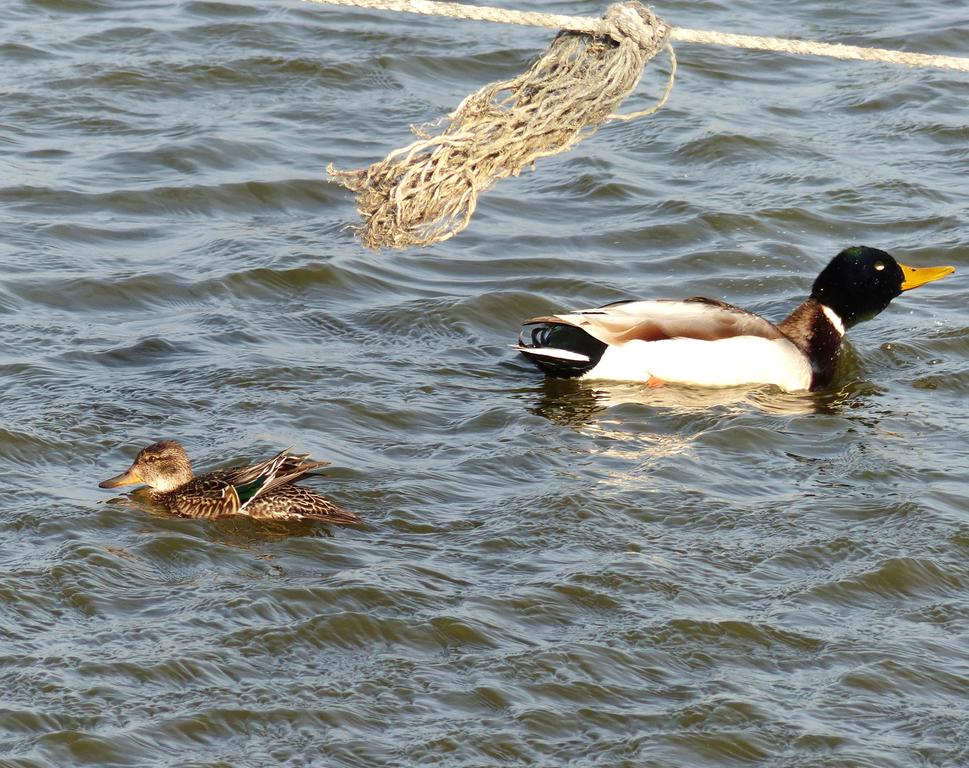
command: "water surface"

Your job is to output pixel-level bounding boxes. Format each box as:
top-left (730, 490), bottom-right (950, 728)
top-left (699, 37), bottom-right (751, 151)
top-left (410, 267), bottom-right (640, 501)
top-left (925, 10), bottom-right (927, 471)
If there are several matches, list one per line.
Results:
top-left (1, 0), bottom-right (968, 765)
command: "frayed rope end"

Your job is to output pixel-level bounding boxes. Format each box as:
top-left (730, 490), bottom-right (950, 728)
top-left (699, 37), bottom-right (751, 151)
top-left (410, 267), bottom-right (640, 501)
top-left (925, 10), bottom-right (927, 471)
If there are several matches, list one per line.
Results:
top-left (328, 2), bottom-right (673, 250)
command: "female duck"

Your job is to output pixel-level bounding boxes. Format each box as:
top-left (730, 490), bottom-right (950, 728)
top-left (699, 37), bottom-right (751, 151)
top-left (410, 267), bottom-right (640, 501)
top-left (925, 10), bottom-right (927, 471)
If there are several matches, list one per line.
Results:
top-left (516, 246), bottom-right (953, 392)
top-left (99, 440), bottom-right (361, 524)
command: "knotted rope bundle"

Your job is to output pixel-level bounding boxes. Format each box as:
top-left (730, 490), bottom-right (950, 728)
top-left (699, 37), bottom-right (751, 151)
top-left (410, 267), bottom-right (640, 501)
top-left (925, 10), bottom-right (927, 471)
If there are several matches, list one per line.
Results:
top-left (327, 2), bottom-right (672, 249)
top-left (315, 0), bottom-right (969, 249)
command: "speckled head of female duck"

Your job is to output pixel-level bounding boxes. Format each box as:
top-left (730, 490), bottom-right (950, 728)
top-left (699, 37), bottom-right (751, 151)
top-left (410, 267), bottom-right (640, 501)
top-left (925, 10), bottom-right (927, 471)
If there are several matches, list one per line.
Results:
top-left (99, 439), bottom-right (194, 493)
top-left (516, 245), bottom-right (955, 392)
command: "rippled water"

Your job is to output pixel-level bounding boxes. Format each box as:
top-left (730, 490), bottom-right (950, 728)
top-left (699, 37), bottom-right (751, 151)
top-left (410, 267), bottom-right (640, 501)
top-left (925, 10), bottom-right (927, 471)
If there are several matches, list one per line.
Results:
top-left (2, 0), bottom-right (968, 765)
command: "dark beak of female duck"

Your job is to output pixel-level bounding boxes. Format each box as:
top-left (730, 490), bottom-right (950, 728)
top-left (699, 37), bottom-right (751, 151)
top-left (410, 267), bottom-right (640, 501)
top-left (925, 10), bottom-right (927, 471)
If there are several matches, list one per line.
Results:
top-left (98, 467), bottom-right (141, 489)
top-left (900, 263), bottom-right (955, 291)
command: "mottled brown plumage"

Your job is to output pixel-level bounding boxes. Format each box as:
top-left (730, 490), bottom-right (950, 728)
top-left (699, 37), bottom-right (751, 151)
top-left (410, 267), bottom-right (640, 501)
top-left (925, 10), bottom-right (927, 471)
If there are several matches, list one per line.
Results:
top-left (99, 440), bottom-right (361, 525)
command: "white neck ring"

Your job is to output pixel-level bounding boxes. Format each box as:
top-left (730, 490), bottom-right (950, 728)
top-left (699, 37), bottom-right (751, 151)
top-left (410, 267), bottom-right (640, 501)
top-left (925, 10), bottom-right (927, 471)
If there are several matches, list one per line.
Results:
top-left (821, 305), bottom-right (846, 336)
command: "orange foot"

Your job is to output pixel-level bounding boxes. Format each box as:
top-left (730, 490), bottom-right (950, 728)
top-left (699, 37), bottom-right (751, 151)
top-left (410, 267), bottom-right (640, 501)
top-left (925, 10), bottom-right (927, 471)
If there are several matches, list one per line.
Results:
top-left (646, 375), bottom-right (666, 388)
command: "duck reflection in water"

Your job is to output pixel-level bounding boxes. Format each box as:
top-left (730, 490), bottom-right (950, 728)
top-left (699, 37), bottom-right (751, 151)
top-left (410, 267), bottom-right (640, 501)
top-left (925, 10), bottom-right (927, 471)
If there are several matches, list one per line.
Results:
top-left (523, 375), bottom-right (860, 432)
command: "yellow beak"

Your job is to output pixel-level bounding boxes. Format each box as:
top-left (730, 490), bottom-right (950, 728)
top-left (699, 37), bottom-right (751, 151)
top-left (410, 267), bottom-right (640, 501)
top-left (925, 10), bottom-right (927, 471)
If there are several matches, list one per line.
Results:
top-left (900, 263), bottom-right (955, 291)
top-left (98, 467), bottom-right (143, 489)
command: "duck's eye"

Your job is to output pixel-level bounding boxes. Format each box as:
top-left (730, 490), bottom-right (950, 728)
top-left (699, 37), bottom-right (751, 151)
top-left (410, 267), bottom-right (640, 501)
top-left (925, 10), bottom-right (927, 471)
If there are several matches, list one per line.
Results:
top-left (146, 455), bottom-right (158, 463)
top-left (874, 261), bottom-right (886, 271)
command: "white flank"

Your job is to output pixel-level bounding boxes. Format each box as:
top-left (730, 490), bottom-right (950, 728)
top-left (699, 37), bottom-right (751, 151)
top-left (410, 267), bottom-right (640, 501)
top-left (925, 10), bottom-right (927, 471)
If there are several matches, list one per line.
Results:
top-left (514, 345), bottom-right (590, 362)
top-left (821, 305), bottom-right (846, 336)
top-left (583, 336), bottom-right (813, 392)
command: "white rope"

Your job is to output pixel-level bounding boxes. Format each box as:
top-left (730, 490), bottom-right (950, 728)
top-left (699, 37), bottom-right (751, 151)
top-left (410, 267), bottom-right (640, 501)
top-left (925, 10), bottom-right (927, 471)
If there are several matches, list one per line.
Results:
top-left (304, 0), bottom-right (969, 73)
top-left (671, 27), bottom-right (969, 72)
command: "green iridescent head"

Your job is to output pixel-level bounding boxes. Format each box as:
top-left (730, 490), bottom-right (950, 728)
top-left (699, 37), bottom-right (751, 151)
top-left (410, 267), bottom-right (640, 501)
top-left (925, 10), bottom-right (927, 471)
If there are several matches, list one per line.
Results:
top-left (811, 246), bottom-right (953, 327)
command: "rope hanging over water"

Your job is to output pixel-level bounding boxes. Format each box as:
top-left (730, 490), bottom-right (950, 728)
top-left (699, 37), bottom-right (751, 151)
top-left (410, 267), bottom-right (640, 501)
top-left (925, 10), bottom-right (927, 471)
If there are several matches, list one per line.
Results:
top-left (328, 2), bottom-right (671, 249)
top-left (312, 0), bottom-right (969, 249)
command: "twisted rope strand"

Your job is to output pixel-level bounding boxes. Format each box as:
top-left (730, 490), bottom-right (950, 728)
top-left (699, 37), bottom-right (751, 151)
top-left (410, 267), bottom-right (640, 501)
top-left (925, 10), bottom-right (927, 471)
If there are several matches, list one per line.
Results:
top-left (671, 27), bottom-right (969, 72)
top-left (304, 0), bottom-right (969, 72)
top-left (303, 0), bottom-right (603, 34)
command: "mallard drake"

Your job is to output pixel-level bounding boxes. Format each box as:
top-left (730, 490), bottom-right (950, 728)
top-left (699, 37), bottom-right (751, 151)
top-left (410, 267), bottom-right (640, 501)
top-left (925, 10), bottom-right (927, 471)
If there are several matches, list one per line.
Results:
top-left (516, 246), bottom-right (954, 392)
top-left (98, 440), bottom-right (361, 524)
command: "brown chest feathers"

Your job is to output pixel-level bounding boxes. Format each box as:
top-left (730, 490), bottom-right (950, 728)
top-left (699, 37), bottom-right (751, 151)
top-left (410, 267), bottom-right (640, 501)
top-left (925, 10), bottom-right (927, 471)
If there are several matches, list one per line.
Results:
top-left (778, 298), bottom-right (845, 390)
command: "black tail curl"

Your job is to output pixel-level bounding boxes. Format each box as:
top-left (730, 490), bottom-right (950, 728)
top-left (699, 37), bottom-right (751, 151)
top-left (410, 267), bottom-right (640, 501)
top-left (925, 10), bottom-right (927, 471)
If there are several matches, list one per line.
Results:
top-left (517, 322), bottom-right (608, 378)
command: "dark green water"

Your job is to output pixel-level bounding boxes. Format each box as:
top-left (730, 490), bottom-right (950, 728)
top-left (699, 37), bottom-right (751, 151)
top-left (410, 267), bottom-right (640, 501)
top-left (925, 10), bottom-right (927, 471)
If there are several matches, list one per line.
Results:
top-left (1, 1), bottom-right (968, 765)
